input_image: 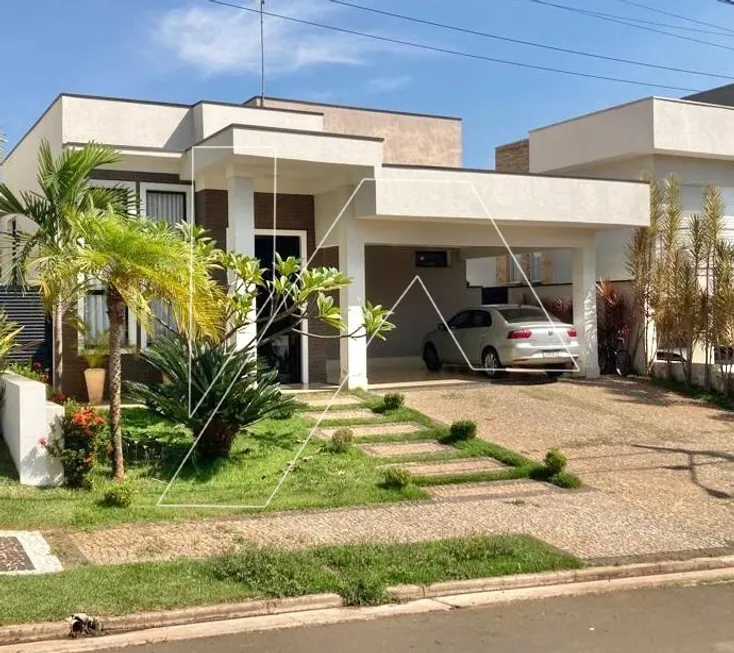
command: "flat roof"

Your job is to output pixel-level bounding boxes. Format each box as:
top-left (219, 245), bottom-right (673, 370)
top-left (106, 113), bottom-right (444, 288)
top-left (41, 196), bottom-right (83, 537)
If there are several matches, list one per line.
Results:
top-left (244, 95), bottom-right (462, 122)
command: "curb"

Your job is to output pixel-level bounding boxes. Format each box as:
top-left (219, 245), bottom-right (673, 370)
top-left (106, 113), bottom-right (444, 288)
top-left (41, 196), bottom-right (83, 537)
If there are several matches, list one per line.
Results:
top-left (2, 555), bottom-right (734, 647)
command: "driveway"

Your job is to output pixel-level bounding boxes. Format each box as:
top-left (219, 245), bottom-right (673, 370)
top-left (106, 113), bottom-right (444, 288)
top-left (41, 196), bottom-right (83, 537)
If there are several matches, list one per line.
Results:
top-left (403, 376), bottom-right (734, 558)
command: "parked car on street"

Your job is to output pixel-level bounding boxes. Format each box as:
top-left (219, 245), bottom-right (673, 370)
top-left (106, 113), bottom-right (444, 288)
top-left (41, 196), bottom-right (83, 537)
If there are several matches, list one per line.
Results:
top-left (422, 305), bottom-right (579, 379)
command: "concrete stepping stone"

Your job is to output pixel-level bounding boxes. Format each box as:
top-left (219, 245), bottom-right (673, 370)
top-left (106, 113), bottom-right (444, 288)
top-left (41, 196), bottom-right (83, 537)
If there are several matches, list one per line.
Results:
top-left (360, 440), bottom-right (453, 457)
top-left (383, 457), bottom-right (508, 477)
top-left (0, 531), bottom-right (62, 575)
top-left (317, 422), bottom-right (423, 439)
top-left (303, 408), bottom-right (376, 422)
top-left (428, 479), bottom-right (561, 500)
top-left (302, 395), bottom-right (362, 409)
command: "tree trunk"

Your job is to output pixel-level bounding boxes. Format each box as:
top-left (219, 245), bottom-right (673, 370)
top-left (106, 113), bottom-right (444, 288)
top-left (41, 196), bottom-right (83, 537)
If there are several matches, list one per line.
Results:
top-left (196, 421), bottom-right (239, 459)
top-left (107, 286), bottom-right (126, 481)
top-left (52, 301), bottom-right (63, 391)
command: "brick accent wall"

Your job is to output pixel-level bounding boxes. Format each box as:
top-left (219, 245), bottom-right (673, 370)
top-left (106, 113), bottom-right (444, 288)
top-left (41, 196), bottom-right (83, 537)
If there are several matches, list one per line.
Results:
top-left (495, 139), bottom-right (530, 173)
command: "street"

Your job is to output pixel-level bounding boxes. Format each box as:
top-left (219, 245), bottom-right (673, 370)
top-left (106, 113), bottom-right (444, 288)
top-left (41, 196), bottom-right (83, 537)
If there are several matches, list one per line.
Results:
top-left (97, 583), bottom-right (734, 653)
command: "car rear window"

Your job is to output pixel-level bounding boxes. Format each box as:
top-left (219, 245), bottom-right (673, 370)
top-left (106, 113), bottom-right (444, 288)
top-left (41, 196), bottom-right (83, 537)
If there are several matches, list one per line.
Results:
top-left (498, 307), bottom-right (560, 323)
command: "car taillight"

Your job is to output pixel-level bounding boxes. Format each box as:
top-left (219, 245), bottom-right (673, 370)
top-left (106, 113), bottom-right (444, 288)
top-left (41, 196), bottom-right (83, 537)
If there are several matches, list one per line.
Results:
top-left (567, 328), bottom-right (577, 338)
top-left (508, 329), bottom-right (532, 339)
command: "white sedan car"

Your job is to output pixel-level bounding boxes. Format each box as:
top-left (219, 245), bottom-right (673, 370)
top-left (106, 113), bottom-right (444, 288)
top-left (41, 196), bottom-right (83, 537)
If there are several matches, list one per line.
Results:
top-left (422, 304), bottom-right (579, 379)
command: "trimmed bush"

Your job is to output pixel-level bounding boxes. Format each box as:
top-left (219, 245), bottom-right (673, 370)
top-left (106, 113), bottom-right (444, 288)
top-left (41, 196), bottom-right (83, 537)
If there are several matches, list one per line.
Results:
top-left (544, 448), bottom-right (567, 475)
top-left (101, 484), bottom-right (134, 508)
top-left (271, 405), bottom-right (295, 421)
top-left (381, 466), bottom-right (411, 489)
top-left (441, 420), bottom-right (477, 443)
top-left (382, 392), bottom-right (405, 411)
top-left (551, 471), bottom-right (582, 489)
top-left (325, 428), bottom-right (354, 454)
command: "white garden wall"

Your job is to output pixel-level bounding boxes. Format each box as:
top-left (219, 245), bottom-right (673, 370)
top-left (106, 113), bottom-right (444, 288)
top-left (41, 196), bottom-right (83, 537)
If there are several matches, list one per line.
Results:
top-left (0, 372), bottom-right (63, 486)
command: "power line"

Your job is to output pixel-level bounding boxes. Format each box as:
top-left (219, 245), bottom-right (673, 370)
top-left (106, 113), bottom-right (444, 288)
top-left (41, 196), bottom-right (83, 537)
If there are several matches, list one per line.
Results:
top-left (208, 0), bottom-right (700, 92)
top-left (608, 0), bottom-right (734, 35)
top-left (577, 7), bottom-right (734, 37)
top-left (531, 0), bottom-right (734, 53)
top-left (329, 0), bottom-right (734, 82)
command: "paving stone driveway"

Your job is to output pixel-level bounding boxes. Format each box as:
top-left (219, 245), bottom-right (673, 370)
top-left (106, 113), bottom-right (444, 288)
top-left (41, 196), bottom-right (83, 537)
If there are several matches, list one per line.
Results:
top-left (403, 376), bottom-right (734, 556)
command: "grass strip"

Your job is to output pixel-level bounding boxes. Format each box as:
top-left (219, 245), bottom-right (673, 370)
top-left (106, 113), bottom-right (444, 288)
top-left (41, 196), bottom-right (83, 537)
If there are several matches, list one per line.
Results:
top-left (0, 535), bottom-right (580, 626)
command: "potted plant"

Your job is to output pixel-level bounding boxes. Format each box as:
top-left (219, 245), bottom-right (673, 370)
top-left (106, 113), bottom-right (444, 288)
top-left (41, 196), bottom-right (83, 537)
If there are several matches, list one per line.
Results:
top-left (80, 330), bottom-right (108, 405)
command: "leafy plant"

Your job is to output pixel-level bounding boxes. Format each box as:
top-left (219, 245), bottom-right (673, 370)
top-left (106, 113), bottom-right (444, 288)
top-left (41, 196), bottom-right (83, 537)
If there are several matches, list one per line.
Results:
top-left (382, 392), bottom-right (404, 411)
top-left (271, 406), bottom-right (295, 420)
top-left (101, 483), bottom-right (133, 508)
top-left (441, 420), bottom-right (477, 443)
top-left (339, 575), bottom-right (387, 606)
top-left (6, 361), bottom-right (47, 384)
top-left (325, 427), bottom-right (353, 454)
top-left (550, 471), bottom-right (582, 489)
top-left (126, 333), bottom-right (295, 459)
top-left (42, 401), bottom-right (106, 488)
top-left (544, 448), bottom-right (567, 476)
top-left (79, 329), bottom-right (109, 369)
top-left (381, 466), bottom-right (411, 489)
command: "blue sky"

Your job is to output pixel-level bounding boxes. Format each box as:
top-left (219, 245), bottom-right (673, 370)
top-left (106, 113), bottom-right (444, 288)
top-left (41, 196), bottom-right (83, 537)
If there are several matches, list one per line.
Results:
top-left (3, 0), bottom-right (734, 167)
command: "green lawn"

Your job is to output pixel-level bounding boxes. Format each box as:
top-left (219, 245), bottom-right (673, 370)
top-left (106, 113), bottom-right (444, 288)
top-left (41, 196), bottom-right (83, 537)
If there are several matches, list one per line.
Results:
top-left (0, 393), bottom-right (578, 531)
top-left (0, 535), bottom-right (581, 625)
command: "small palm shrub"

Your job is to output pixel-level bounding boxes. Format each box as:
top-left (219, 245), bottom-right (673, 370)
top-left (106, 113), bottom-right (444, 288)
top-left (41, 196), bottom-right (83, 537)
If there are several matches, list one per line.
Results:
top-left (382, 392), bottom-right (404, 411)
top-left (325, 428), bottom-right (353, 454)
top-left (43, 401), bottom-right (106, 488)
top-left (125, 334), bottom-right (295, 459)
top-left (544, 448), bottom-right (567, 475)
top-left (551, 471), bottom-right (582, 489)
top-left (101, 483), bottom-right (133, 508)
top-left (381, 466), bottom-right (411, 489)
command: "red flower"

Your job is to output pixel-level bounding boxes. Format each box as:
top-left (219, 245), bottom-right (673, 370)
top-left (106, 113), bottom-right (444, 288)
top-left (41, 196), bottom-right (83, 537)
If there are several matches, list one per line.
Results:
top-left (38, 437), bottom-right (48, 449)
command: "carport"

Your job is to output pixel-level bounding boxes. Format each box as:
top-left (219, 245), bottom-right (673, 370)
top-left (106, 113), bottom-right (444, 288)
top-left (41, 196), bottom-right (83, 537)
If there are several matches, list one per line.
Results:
top-left (314, 165), bottom-right (649, 388)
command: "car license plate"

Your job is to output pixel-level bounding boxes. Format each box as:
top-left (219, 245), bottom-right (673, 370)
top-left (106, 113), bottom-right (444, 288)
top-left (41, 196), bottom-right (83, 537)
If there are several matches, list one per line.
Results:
top-left (542, 350), bottom-right (564, 358)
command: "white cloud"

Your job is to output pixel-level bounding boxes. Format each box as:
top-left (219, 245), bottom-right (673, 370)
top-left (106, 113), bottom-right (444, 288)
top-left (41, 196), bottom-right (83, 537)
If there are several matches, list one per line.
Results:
top-left (154, 1), bottom-right (393, 75)
top-left (367, 75), bottom-right (411, 93)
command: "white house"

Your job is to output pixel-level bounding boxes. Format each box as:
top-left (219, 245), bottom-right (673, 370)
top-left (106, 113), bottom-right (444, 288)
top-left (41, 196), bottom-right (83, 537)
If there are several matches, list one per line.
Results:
top-left (0, 93), bottom-right (649, 392)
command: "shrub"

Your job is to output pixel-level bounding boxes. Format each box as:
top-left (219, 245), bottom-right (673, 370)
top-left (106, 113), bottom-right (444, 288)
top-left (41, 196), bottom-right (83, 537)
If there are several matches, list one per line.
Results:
top-left (382, 392), bottom-right (404, 411)
top-left (101, 483), bottom-right (133, 508)
top-left (271, 405), bottom-right (295, 420)
top-left (325, 428), bottom-right (353, 454)
top-left (125, 334), bottom-right (295, 459)
top-left (551, 471), bottom-right (582, 489)
top-left (7, 361), bottom-right (48, 384)
top-left (340, 576), bottom-right (387, 606)
top-left (44, 401), bottom-right (106, 488)
top-left (544, 448), bottom-right (567, 475)
top-left (381, 466), bottom-right (411, 489)
top-left (444, 420), bottom-right (477, 442)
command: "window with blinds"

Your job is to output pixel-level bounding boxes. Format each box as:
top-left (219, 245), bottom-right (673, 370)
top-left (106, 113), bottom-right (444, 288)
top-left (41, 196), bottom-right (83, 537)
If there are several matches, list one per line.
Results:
top-left (146, 191), bottom-right (186, 226)
top-left (146, 190), bottom-right (187, 343)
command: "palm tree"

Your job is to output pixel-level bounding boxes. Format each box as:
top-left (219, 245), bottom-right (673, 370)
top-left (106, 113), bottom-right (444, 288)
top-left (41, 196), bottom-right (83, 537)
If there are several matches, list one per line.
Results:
top-left (0, 140), bottom-right (122, 389)
top-left (36, 211), bottom-right (224, 480)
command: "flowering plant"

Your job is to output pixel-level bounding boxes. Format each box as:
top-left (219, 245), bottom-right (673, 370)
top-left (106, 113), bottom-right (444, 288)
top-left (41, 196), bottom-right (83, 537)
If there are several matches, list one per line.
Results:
top-left (41, 401), bottom-right (106, 488)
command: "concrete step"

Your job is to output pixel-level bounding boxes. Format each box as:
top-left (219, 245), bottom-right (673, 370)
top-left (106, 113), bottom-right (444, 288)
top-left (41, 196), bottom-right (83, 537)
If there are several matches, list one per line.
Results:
top-left (360, 440), bottom-right (453, 458)
top-left (316, 422), bottom-right (424, 439)
top-left (428, 478), bottom-right (562, 500)
top-left (381, 457), bottom-right (508, 477)
top-left (302, 395), bottom-right (362, 409)
top-left (302, 409), bottom-right (376, 422)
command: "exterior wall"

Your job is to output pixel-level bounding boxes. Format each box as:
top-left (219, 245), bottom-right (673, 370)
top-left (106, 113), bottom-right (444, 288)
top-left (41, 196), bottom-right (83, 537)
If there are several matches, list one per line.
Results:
top-left (494, 139), bottom-right (529, 172)
top-left (255, 98), bottom-right (462, 167)
top-left (1, 372), bottom-right (64, 486)
top-left (193, 103), bottom-right (323, 141)
top-left (529, 99), bottom-right (654, 173)
top-left (364, 245), bottom-right (481, 359)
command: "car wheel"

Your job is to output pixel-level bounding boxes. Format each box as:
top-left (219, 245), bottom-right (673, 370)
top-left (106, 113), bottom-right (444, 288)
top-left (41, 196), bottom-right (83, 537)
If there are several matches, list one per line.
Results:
top-left (481, 347), bottom-right (503, 379)
top-left (423, 343), bottom-right (442, 372)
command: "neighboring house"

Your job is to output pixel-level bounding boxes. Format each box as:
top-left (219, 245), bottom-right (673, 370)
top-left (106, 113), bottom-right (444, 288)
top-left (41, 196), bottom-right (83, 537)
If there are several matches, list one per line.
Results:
top-left (0, 93), bottom-right (648, 395)
top-left (485, 83), bottom-right (734, 307)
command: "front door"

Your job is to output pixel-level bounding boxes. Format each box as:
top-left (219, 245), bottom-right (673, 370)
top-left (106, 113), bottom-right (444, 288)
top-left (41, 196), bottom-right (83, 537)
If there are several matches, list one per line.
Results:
top-left (254, 235), bottom-right (302, 384)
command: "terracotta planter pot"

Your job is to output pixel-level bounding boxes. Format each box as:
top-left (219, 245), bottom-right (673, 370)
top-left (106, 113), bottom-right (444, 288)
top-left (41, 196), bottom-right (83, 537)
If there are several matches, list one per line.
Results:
top-left (84, 368), bottom-right (106, 405)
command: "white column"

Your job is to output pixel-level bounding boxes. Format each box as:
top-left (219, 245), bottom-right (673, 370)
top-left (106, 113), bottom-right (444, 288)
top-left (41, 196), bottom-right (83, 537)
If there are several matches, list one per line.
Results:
top-left (226, 169), bottom-right (257, 351)
top-left (339, 213), bottom-right (368, 389)
top-left (572, 242), bottom-right (600, 378)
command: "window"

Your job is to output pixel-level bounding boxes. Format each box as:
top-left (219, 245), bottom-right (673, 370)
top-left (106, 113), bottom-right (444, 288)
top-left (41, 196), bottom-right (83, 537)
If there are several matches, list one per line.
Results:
top-left (508, 256), bottom-right (522, 283)
top-left (470, 310), bottom-right (492, 328)
top-left (498, 307), bottom-right (560, 324)
top-left (530, 252), bottom-right (543, 282)
top-left (415, 250), bottom-right (449, 268)
top-left (145, 191), bottom-right (186, 226)
top-left (144, 190), bottom-right (187, 343)
top-left (448, 311), bottom-right (472, 329)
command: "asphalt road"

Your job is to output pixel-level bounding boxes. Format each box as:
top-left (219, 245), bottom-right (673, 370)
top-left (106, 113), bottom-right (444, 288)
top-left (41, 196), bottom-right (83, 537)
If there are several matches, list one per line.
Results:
top-left (99, 584), bottom-right (734, 653)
